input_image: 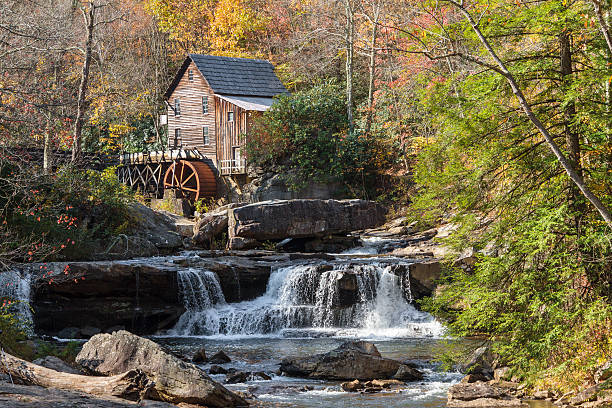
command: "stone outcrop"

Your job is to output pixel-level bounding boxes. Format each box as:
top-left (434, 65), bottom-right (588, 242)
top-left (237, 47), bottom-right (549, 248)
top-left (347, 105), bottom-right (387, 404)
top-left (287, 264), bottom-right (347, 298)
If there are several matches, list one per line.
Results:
top-left (447, 383), bottom-right (527, 408)
top-left (192, 210), bottom-right (229, 248)
top-left (76, 331), bottom-right (247, 407)
top-left (32, 260), bottom-right (184, 337)
top-left (279, 341), bottom-right (422, 381)
top-left (64, 203), bottom-right (185, 261)
top-left (122, 202), bottom-right (184, 253)
top-left (227, 199), bottom-right (387, 247)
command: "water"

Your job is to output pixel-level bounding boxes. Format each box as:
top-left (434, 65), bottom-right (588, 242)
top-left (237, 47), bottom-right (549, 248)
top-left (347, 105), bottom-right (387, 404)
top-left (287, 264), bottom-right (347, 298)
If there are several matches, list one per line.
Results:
top-left (163, 258), bottom-right (460, 407)
top-left (170, 261), bottom-right (443, 338)
top-left (341, 237), bottom-right (410, 256)
top-left (0, 269), bottom-right (32, 331)
top-left (156, 336), bottom-right (465, 408)
top-left (173, 268), bottom-right (226, 334)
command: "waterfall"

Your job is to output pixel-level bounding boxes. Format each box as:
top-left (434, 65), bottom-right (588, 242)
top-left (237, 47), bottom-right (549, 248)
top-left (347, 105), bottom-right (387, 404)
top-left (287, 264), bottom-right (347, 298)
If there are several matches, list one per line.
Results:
top-left (172, 268), bottom-right (225, 335)
top-left (171, 261), bottom-right (442, 337)
top-left (0, 269), bottom-right (32, 331)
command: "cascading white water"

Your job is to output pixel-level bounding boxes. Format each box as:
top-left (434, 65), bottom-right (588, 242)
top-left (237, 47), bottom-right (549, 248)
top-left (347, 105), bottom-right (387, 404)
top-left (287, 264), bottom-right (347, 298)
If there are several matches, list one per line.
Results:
top-left (0, 270), bottom-right (32, 331)
top-left (172, 261), bottom-right (443, 337)
top-left (171, 268), bottom-right (226, 335)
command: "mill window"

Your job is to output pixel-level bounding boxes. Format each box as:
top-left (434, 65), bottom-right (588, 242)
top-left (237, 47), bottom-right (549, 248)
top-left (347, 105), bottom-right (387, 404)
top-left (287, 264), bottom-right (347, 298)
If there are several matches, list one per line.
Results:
top-left (173, 128), bottom-right (182, 148)
top-left (202, 126), bottom-right (209, 145)
top-left (228, 111), bottom-right (234, 122)
top-left (174, 98), bottom-right (181, 116)
top-left (202, 96), bottom-right (208, 114)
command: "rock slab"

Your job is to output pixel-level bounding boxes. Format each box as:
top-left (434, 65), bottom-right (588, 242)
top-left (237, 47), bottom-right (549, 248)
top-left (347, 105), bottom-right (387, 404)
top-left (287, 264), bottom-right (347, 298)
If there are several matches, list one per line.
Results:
top-left (75, 331), bottom-right (247, 407)
top-left (228, 199), bottom-right (387, 243)
top-left (447, 383), bottom-right (527, 408)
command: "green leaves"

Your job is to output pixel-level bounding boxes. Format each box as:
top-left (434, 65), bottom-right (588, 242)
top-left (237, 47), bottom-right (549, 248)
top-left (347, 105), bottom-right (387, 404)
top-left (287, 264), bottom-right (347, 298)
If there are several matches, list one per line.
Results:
top-left (246, 82), bottom-right (396, 197)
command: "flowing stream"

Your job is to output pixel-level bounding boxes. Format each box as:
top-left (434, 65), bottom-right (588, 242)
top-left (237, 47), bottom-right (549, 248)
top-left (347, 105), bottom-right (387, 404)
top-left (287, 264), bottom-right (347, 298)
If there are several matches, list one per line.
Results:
top-left (160, 253), bottom-right (463, 408)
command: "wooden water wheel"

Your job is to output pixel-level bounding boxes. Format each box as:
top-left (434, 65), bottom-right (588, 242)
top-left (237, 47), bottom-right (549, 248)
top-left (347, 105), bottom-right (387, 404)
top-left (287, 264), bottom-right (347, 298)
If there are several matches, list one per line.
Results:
top-left (163, 160), bottom-right (216, 202)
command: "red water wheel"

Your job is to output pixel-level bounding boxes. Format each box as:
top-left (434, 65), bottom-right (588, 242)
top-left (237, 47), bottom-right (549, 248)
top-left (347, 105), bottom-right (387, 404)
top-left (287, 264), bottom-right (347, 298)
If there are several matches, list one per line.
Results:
top-left (163, 160), bottom-right (216, 203)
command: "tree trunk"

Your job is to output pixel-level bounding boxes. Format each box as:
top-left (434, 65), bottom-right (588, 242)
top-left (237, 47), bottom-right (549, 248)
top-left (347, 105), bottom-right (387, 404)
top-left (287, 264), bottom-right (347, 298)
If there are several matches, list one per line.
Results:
top-left (43, 118), bottom-right (52, 174)
top-left (559, 30), bottom-right (581, 175)
top-left (559, 28), bottom-right (584, 227)
top-left (345, 0), bottom-right (355, 131)
top-left (0, 351), bottom-right (153, 401)
top-left (72, 4), bottom-right (95, 163)
top-left (591, 0), bottom-right (612, 54)
top-left (452, 1), bottom-right (612, 229)
top-left (365, 2), bottom-right (380, 134)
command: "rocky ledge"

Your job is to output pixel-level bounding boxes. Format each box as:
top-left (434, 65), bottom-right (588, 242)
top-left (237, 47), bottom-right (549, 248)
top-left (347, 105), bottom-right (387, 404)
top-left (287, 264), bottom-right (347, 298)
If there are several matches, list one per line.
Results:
top-left (30, 253), bottom-right (278, 337)
top-left (30, 252), bottom-right (441, 338)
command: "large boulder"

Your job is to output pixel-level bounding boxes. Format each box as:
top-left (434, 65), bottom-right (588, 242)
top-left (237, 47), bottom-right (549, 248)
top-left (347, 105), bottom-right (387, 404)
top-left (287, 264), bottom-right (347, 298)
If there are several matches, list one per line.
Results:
top-left (125, 202), bottom-right (184, 252)
top-left (227, 199), bottom-right (387, 244)
top-left (192, 211), bottom-right (229, 248)
top-left (75, 331), bottom-right (247, 407)
top-left (279, 341), bottom-right (421, 381)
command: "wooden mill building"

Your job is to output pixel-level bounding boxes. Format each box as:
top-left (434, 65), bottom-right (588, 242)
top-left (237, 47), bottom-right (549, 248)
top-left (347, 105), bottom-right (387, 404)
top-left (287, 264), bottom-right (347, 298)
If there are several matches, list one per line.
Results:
top-left (118, 54), bottom-right (287, 203)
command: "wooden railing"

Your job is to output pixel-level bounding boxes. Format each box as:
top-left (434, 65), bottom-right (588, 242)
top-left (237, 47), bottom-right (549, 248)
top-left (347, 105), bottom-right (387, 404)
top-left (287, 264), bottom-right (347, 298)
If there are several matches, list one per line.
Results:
top-left (219, 159), bottom-right (246, 175)
top-left (119, 149), bottom-right (205, 165)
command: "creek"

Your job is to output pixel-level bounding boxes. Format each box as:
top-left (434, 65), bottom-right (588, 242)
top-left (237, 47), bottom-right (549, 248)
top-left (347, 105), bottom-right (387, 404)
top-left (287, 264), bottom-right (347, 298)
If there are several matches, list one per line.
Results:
top-left (1, 238), bottom-right (466, 407)
top-left (157, 239), bottom-right (462, 407)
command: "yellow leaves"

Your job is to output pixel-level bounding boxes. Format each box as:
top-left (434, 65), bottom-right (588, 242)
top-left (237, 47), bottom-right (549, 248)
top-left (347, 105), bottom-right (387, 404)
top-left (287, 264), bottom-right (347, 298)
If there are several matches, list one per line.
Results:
top-left (144, 0), bottom-right (263, 56)
top-left (410, 136), bottom-right (434, 153)
top-left (100, 122), bottom-right (135, 151)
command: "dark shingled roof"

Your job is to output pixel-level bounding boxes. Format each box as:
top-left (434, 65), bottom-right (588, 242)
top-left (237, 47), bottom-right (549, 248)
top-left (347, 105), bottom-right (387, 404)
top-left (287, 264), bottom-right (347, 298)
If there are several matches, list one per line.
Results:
top-left (164, 54), bottom-right (288, 99)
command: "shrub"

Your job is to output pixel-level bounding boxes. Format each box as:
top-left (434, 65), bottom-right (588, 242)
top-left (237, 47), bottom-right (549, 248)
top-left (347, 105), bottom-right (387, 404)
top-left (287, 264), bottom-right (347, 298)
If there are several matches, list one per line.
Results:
top-left (0, 154), bottom-right (135, 264)
top-left (246, 82), bottom-right (398, 198)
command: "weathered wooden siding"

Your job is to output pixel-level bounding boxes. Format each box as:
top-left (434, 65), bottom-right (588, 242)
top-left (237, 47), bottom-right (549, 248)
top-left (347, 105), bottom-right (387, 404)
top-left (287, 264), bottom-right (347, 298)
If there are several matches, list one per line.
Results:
top-left (215, 97), bottom-right (248, 169)
top-left (166, 61), bottom-right (216, 161)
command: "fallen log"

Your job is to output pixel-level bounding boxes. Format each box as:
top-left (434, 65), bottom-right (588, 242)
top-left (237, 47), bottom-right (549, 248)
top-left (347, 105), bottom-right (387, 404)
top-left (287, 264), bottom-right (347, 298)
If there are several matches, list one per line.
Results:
top-left (0, 350), bottom-right (154, 401)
